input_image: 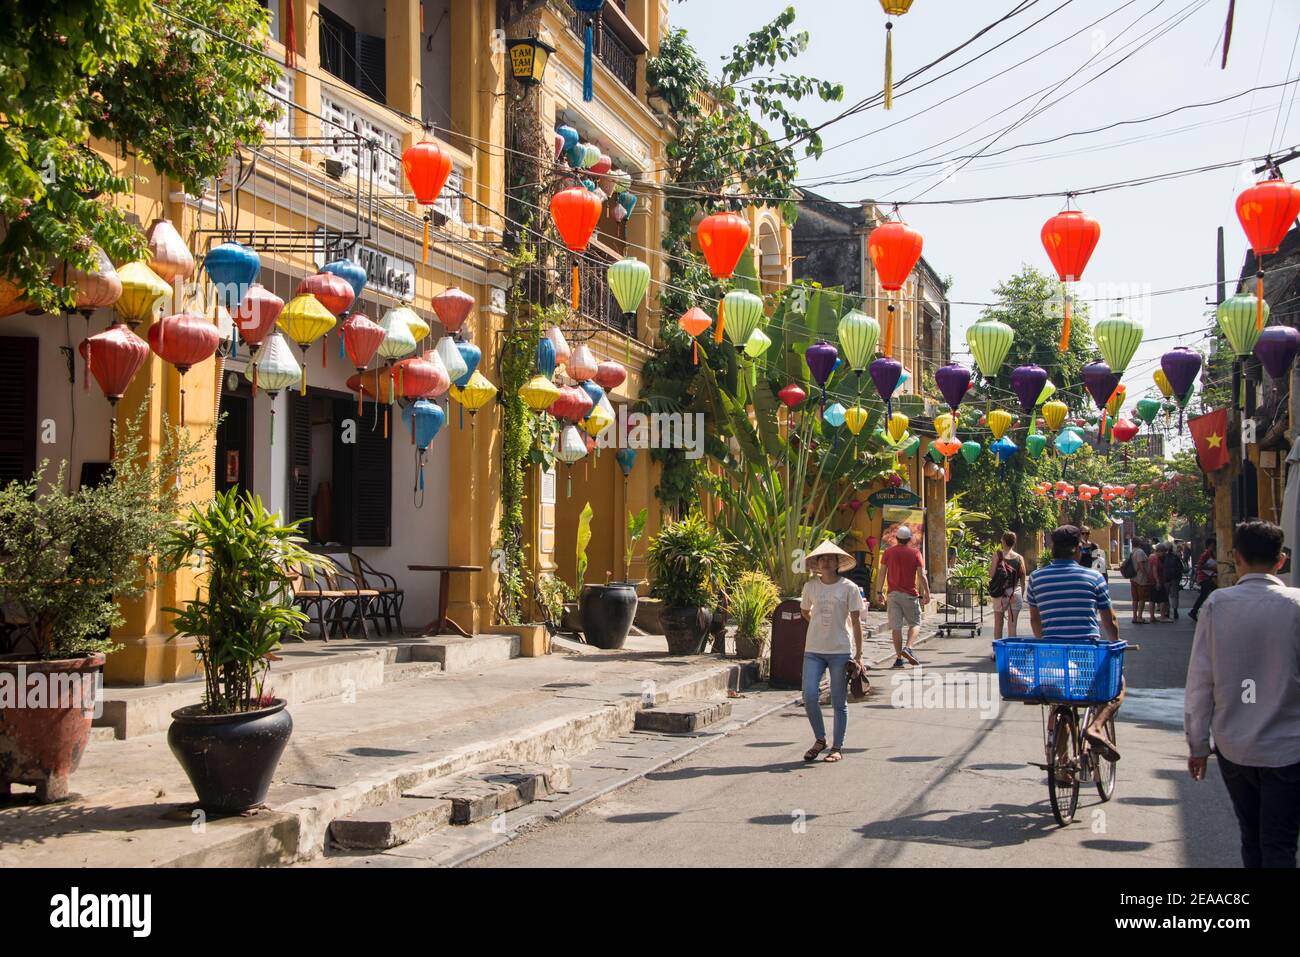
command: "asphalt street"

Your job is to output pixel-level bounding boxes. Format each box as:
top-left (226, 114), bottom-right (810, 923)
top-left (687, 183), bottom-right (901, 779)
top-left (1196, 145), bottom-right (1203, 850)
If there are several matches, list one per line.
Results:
top-left (469, 580), bottom-right (1242, 867)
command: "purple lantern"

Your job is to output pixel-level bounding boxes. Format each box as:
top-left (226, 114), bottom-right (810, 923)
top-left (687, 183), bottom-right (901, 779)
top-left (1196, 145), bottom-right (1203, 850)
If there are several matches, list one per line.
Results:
top-left (1253, 326), bottom-right (1300, 380)
top-left (1009, 364), bottom-right (1048, 416)
top-left (1082, 360), bottom-right (1118, 411)
top-left (869, 356), bottom-right (904, 415)
top-left (935, 362), bottom-right (971, 413)
top-left (805, 340), bottom-right (839, 401)
top-left (1160, 347), bottom-right (1202, 406)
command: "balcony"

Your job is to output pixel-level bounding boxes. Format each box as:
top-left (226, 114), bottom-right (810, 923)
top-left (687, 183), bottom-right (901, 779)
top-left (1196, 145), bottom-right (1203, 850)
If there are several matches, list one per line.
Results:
top-left (565, 2), bottom-right (638, 95)
top-left (517, 246), bottom-right (635, 339)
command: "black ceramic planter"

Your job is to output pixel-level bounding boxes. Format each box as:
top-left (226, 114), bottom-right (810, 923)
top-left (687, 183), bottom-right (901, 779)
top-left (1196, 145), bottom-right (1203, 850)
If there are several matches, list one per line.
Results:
top-left (168, 699), bottom-right (293, 813)
top-left (660, 606), bottom-right (712, 655)
top-left (579, 583), bottom-right (639, 650)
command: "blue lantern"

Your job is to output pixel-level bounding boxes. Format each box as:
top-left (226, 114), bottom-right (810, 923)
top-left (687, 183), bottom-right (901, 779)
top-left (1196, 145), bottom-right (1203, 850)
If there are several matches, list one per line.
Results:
top-left (407, 399), bottom-right (446, 502)
top-left (991, 436), bottom-right (1018, 467)
top-left (823, 402), bottom-right (846, 428)
top-left (536, 336), bottom-right (557, 378)
top-left (455, 340), bottom-right (481, 389)
top-left (616, 447), bottom-right (636, 478)
top-left (567, 143), bottom-right (586, 168)
top-left (573, 0), bottom-right (607, 102)
top-left (557, 125), bottom-right (580, 155)
top-left (321, 258), bottom-right (368, 306)
top-left (204, 242), bottom-right (260, 308)
top-left (1055, 430), bottom-right (1084, 456)
top-left (617, 191), bottom-right (637, 216)
top-left (579, 380), bottom-right (605, 419)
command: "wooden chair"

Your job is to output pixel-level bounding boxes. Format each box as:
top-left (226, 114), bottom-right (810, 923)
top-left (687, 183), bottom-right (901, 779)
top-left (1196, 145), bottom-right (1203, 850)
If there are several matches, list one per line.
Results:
top-left (349, 554), bottom-right (405, 634)
top-left (289, 564), bottom-right (343, 641)
top-left (319, 555), bottom-right (380, 640)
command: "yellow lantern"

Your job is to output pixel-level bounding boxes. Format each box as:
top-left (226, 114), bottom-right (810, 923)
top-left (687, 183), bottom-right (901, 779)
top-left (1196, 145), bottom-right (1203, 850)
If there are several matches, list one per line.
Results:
top-left (844, 406), bottom-right (871, 436)
top-left (584, 396), bottom-right (615, 438)
top-left (404, 308), bottom-right (431, 345)
top-left (277, 293), bottom-right (337, 393)
top-left (1153, 368), bottom-right (1173, 399)
top-left (116, 261), bottom-right (171, 328)
top-left (1105, 383), bottom-right (1126, 419)
top-left (450, 371), bottom-right (498, 417)
top-left (1042, 400), bottom-right (1068, 432)
top-left (887, 411), bottom-right (909, 444)
top-left (933, 412), bottom-right (954, 439)
top-left (519, 374), bottom-right (560, 412)
top-left (988, 408), bottom-right (1014, 440)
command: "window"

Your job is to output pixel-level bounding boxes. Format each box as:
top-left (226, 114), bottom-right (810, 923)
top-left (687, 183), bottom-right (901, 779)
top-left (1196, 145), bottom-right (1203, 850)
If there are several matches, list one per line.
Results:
top-left (0, 337), bottom-right (37, 486)
top-left (319, 4), bottom-right (387, 104)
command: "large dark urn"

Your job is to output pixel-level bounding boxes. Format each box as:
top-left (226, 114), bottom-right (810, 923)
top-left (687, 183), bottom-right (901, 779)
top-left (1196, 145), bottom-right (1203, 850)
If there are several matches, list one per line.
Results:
top-left (168, 699), bottom-right (293, 812)
top-left (579, 583), bottom-right (639, 650)
top-left (659, 606), bottom-right (713, 655)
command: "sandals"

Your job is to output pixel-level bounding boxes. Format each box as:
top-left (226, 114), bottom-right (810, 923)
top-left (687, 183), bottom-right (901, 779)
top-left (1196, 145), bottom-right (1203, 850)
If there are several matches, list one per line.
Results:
top-left (823, 748), bottom-right (843, 763)
top-left (804, 739), bottom-right (827, 762)
top-left (1084, 728), bottom-right (1121, 762)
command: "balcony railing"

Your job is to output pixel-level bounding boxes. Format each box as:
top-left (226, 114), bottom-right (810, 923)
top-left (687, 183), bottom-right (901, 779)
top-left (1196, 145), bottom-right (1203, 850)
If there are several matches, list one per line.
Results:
top-left (566, 3), bottom-right (638, 95)
top-left (517, 249), bottom-right (635, 339)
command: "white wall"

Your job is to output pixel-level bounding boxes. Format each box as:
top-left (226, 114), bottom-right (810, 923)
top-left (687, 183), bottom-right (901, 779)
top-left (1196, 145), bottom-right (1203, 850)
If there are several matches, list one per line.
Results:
top-left (420, 0), bottom-right (453, 129)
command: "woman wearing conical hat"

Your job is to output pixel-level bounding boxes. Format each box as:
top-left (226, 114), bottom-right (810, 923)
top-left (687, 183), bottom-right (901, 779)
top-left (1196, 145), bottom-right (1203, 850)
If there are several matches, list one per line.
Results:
top-left (800, 539), bottom-right (865, 764)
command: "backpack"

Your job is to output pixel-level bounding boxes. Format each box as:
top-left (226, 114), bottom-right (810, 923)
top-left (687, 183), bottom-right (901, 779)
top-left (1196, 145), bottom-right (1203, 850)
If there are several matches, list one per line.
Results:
top-left (1120, 553), bottom-right (1136, 579)
top-left (988, 552), bottom-right (1013, 598)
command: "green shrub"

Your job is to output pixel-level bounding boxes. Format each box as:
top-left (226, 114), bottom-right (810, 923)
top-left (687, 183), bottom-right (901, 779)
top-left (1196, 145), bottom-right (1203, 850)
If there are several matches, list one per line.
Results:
top-left (730, 571), bottom-right (780, 643)
top-left (647, 513), bottom-right (733, 608)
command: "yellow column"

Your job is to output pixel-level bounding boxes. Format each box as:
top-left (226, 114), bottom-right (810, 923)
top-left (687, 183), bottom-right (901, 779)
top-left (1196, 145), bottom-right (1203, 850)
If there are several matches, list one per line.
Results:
top-left (386, 0), bottom-right (422, 117)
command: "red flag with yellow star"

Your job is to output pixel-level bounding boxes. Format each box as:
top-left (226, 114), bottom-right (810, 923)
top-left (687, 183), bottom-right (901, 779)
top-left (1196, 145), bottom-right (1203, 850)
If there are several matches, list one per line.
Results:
top-left (1188, 408), bottom-right (1229, 472)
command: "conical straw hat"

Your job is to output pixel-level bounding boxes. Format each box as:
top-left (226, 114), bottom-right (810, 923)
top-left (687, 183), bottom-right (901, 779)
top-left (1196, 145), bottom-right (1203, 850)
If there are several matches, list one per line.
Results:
top-left (805, 539), bottom-right (856, 573)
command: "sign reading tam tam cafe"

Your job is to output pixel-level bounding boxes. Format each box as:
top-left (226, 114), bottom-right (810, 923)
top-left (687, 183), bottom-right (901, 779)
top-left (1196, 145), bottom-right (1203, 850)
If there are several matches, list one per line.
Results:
top-left (314, 229), bottom-right (416, 301)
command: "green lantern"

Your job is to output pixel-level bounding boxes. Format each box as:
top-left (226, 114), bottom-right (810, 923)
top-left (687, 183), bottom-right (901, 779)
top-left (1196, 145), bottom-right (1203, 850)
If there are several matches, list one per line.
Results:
top-left (928, 445), bottom-right (944, 464)
top-left (837, 309), bottom-right (880, 373)
top-left (608, 257), bottom-right (650, 319)
top-left (1094, 313), bottom-right (1144, 375)
top-left (1134, 397), bottom-right (1161, 425)
top-left (960, 440), bottom-right (982, 464)
top-left (1025, 433), bottom-right (1047, 458)
top-left (1216, 293), bottom-right (1268, 357)
top-left (966, 318), bottom-right (1014, 380)
top-left (722, 289), bottom-right (765, 348)
top-left (743, 328), bottom-right (771, 360)
top-left (897, 434), bottom-right (921, 457)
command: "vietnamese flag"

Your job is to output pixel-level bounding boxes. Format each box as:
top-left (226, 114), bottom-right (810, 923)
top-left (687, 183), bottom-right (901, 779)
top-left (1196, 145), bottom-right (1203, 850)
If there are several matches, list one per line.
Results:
top-left (1189, 408), bottom-right (1229, 472)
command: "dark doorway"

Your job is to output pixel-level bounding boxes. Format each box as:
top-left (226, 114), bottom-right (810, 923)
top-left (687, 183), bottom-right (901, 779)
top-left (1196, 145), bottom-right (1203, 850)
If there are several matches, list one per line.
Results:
top-left (216, 379), bottom-right (253, 496)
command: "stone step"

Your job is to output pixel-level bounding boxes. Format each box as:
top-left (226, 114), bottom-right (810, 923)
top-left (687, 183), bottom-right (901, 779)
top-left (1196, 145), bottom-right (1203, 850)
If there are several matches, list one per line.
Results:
top-left (329, 797), bottom-right (453, 850)
top-left (404, 761), bottom-right (571, 826)
top-left (381, 661), bottom-right (445, 684)
top-left (634, 699), bottom-right (733, 734)
top-left (408, 634), bottom-right (519, 672)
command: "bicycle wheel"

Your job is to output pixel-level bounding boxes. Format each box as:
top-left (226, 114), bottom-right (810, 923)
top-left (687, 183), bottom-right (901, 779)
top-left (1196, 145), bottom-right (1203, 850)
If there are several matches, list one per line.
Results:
top-left (1094, 714), bottom-right (1117, 802)
top-left (1047, 708), bottom-right (1081, 826)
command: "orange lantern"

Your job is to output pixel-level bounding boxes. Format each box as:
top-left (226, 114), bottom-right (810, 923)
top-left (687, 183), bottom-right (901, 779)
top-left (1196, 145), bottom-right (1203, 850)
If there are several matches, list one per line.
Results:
top-left (932, 437), bottom-right (961, 481)
top-left (403, 137), bottom-right (454, 262)
top-left (1235, 177), bottom-right (1300, 331)
top-left (695, 212), bottom-right (750, 280)
top-left (1041, 207), bottom-right (1101, 352)
top-left (148, 312), bottom-right (221, 423)
top-left (550, 186), bottom-right (604, 312)
top-left (867, 218), bottom-right (923, 358)
top-left (678, 307), bottom-right (712, 364)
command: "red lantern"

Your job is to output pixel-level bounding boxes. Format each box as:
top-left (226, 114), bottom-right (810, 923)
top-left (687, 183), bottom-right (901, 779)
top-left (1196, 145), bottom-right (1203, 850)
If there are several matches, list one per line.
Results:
top-left (593, 360), bottom-right (627, 391)
top-left (1111, 418), bottom-right (1139, 443)
top-left (80, 322), bottom-right (149, 404)
top-left (395, 355), bottom-right (448, 400)
top-left (550, 385), bottom-right (594, 423)
top-left (404, 139), bottom-right (454, 206)
top-left (148, 313), bottom-right (221, 424)
top-left (235, 283), bottom-right (283, 350)
top-left (431, 287), bottom-right (475, 337)
top-left (778, 383), bottom-right (806, 409)
top-left (297, 272), bottom-right (355, 317)
top-left (695, 212), bottom-right (751, 280)
top-left (343, 313), bottom-right (386, 372)
top-left (550, 186), bottom-right (604, 312)
top-left (1041, 207), bottom-right (1101, 352)
top-left (867, 218), bottom-right (923, 358)
top-left (1235, 177), bottom-right (1300, 331)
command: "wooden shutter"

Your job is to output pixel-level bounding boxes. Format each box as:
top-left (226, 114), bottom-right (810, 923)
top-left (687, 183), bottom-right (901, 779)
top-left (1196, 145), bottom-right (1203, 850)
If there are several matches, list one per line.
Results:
top-left (0, 337), bottom-right (38, 486)
top-left (354, 33), bottom-right (387, 103)
top-left (333, 398), bottom-right (390, 547)
top-left (287, 390), bottom-right (313, 525)
top-left (318, 6), bottom-right (356, 86)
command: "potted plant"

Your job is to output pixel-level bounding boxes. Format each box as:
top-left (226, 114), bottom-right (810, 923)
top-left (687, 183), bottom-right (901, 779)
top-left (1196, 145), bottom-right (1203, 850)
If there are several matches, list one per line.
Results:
top-left (535, 574), bottom-right (573, 639)
top-left (580, 507), bottom-right (646, 650)
top-left (646, 513), bottom-right (734, 655)
top-left (730, 571), bottom-right (780, 659)
top-left (160, 488), bottom-right (324, 813)
top-left (0, 408), bottom-right (203, 802)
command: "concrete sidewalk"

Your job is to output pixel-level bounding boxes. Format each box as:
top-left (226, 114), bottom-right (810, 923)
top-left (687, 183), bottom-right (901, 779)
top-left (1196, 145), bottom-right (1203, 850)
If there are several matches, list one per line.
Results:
top-left (0, 605), bottom-right (936, 869)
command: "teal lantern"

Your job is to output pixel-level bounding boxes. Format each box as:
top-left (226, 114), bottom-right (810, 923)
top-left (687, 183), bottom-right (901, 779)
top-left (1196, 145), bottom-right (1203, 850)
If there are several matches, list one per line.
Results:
top-left (408, 399), bottom-right (446, 505)
top-left (960, 440), bottom-right (982, 464)
top-left (616, 447), bottom-right (636, 478)
top-left (823, 402), bottom-right (847, 428)
top-left (1025, 433), bottom-right (1047, 458)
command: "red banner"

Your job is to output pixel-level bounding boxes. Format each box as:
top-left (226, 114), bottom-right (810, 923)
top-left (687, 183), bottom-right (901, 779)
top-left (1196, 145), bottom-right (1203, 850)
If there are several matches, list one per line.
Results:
top-left (1188, 408), bottom-right (1229, 472)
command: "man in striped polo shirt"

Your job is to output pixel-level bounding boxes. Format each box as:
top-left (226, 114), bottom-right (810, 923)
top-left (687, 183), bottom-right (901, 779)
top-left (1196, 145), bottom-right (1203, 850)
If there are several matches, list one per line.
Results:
top-left (1027, 525), bottom-right (1124, 761)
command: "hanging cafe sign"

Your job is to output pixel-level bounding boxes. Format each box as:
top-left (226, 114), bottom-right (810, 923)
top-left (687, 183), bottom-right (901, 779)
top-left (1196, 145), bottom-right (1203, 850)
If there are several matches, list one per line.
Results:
top-left (867, 488), bottom-right (921, 508)
top-left (314, 229), bottom-right (416, 302)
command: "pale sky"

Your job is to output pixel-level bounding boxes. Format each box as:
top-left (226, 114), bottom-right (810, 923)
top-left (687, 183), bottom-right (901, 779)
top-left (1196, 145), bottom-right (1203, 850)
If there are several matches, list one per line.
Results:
top-left (670, 0), bottom-right (1300, 404)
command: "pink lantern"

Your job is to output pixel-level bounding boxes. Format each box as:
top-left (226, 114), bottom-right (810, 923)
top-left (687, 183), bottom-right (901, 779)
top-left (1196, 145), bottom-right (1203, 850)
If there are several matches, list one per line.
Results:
top-left (568, 343), bottom-right (598, 382)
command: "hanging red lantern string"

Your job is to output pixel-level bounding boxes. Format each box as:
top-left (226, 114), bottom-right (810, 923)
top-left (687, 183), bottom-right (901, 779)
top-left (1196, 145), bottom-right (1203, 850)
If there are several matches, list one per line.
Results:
top-left (1235, 175), bottom-right (1300, 331)
top-left (80, 322), bottom-right (150, 460)
top-left (403, 136), bottom-right (454, 263)
top-left (1040, 203), bottom-right (1101, 352)
top-left (867, 214), bottom-right (923, 358)
top-left (550, 186), bottom-right (603, 314)
top-left (695, 211), bottom-right (751, 344)
top-left (148, 313), bottom-right (221, 425)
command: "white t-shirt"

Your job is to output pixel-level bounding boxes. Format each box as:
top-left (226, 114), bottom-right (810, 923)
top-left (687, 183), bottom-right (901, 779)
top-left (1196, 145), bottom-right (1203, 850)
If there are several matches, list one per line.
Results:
top-left (800, 576), bottom-right (864, 655)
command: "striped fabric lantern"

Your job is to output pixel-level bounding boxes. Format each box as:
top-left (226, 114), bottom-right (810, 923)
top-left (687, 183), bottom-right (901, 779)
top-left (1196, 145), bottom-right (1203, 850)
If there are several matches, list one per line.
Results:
top-left (146, 219), bottom-right (195, 285)
top-left (965, 318), bottom-right (1014, 380)
top-left (277, 293), bottom-right (337, 393)
top-left (1216, 293), bottom-right (1267, 356)
top-left (377, 306), bottom-right (419, 361)
top-left (568, 343), bottom-right (598, 382)
top-left (721, 290), bottom-right (765, 349)
top-left (1094, 314), bottom-right (1144, 376)
top-left (115, 261), bottom-right (171, 328)
top-left (431, 287), bottom-right (475, 337)
top-left (837, 309), bottom-right (880, 374)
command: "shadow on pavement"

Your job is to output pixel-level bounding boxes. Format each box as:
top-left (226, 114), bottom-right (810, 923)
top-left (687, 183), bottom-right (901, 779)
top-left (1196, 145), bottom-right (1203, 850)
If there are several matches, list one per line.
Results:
top-left (855, 802), bottom-right (1061, 849)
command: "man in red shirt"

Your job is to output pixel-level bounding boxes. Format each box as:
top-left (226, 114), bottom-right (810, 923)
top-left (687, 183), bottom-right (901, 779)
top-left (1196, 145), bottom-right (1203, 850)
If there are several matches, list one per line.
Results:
top-left (876, 526), bottom-right (930, 668)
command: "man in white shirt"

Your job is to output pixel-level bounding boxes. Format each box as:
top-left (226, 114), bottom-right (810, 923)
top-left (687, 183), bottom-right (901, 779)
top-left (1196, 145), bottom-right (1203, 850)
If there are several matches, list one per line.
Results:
top-left (1185, 520), bottom-right (1300, 868)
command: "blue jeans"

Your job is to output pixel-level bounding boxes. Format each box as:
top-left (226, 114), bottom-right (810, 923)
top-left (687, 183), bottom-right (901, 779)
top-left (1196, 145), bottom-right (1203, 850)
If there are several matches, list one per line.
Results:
top-left (803, 652), bottom-right (850, 749)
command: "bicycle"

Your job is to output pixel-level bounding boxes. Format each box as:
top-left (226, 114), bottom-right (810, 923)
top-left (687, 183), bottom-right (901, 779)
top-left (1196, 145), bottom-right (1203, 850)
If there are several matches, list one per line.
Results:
top-left (1026, 698), bottom-right (1118, 826)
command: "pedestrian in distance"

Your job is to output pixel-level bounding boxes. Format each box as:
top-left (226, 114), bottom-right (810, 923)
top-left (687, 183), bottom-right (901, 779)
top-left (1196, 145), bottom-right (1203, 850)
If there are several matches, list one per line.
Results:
top-left (988, 531), bottom-right (1027, 658)
top-left (799, 540), bottom-right (864, 765)
top-left (1162, 541), bottom-right (1186, 619)
top-left (876, 525), bottom-right (930, 669)
top-left (1185, 520), bottom-right (1300, 868)
top-left (1127, 538), bottom-right (1151, 624)
top-left (1188, 537), bottom-right (1218, 622)
top-left (1149, 542), bottom-right (1170, 622)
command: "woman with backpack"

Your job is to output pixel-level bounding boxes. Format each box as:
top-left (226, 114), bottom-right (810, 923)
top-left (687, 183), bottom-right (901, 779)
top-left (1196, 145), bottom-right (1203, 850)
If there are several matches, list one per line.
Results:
top-left (988, 531), bottom-right (1027, 657)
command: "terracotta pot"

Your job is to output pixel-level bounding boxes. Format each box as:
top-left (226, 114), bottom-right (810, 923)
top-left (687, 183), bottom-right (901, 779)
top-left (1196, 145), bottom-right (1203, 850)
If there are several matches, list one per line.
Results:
top-left (168, 699), bottom-right (292, 813)
top-left (0, 654), bottom-right (105, 803)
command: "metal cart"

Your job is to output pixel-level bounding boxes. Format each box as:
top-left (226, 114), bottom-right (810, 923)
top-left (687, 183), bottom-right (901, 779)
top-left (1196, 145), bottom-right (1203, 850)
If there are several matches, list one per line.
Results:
top-left (938, 574), bottom-right (985, 638)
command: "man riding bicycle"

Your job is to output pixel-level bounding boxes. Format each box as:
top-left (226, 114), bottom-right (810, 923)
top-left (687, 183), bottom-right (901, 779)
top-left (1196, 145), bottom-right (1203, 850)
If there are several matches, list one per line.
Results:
top-left (1027, 525), bottom-right (1124, 762)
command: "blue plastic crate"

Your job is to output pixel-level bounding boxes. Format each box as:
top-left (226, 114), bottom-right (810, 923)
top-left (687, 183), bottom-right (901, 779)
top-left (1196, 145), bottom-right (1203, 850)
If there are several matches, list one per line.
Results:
top-left (994, 638), bottom-right (1126, 703)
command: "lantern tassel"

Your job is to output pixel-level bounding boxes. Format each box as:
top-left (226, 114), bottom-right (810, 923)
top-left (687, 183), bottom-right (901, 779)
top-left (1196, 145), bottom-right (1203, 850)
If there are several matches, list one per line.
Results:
top-left (583, 18), bottom-right (595, 102)
top-left (252, 362), bottom-right (259, 397)
top-left (692, 339), bottom-right (699, 365)
top-left (83, 346), bottom-right (91, 391)
top-left (339, 331), bottom-right (346, 362)
top-left (714, 297), bottom-right (725, 344)
top-left (883, 22), bottom-right (894, 111)
top-left (944, 458), bottom-right (950, 482)
top-left (269, 407), bottom-right (275, 447)
top-left (1059, 284), bottom-right (1072, 352)
top-left (323, 337), bottom-right (328, 369)
top-left (384, 404), bottom-right (389, 440)
top-left (572, 262), bottom-right (580, 312)
top-left (1256, 270), bottom-right (1265, 332)
top-left (108, 413), bottom-right (115, 461)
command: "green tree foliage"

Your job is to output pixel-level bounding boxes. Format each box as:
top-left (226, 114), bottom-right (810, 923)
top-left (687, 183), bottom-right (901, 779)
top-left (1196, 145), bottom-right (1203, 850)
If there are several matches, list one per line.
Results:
top-left (642, 9), bottom-right (843, 514)
top-left (0, 0), bottom-right (278, 311)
